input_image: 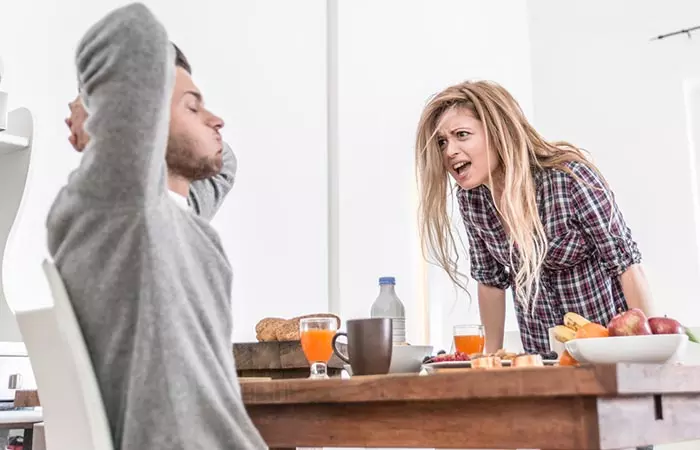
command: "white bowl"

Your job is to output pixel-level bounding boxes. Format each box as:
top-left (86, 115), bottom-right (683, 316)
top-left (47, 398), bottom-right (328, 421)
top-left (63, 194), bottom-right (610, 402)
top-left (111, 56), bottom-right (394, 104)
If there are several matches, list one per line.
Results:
top-left (342, 344), bottom-right (433, 376)
top-left (565, 334), bottom-right (688, 365)
top-left (389, 344), bottom-right (433, 373)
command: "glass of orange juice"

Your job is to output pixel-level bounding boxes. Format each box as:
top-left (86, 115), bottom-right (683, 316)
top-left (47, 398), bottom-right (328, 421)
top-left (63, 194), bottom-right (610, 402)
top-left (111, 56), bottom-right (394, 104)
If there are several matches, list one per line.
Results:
top-left (300, 317), bottom-right (338, 379)
top-left (453, 324), bottom-right (485, 355)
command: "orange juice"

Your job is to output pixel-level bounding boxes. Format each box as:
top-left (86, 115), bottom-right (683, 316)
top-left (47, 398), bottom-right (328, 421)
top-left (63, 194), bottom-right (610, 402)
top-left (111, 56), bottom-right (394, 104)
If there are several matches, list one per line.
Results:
top-left (301, 329), bottom-right (335, 363)
top-left (454, 334), bottom-right (485, 354)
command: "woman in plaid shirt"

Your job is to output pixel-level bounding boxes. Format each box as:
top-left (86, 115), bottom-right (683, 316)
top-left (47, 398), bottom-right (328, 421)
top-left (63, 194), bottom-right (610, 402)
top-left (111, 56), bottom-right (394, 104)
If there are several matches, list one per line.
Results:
top-left (415, 80), bottom-right (654, 354)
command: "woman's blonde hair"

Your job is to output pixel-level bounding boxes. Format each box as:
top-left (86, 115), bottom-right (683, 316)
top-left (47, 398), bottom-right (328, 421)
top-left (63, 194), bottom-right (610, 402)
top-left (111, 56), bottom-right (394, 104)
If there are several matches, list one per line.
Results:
top-left (415, 80), bottom-right (605, 312)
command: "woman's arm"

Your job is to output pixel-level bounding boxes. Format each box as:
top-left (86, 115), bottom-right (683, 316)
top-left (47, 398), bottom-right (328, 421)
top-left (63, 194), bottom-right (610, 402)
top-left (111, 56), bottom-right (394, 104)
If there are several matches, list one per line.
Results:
top-left (478, 283), bottom-right (506, 353)
top-left (619, 264), bottom-right (654, 316)
top-left (569, 163), bottom-right (652, 313)
top-left (458, 191), bottom-right (510, 352)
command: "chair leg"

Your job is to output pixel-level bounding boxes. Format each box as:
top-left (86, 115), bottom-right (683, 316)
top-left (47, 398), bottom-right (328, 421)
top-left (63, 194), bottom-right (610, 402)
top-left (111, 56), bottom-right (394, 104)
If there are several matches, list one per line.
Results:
top-left (23, 428), bottom-right (33, 450)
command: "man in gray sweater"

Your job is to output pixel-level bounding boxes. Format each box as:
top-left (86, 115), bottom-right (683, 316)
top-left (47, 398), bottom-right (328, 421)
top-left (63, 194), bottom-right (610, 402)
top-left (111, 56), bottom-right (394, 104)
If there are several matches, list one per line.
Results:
top-left (46, 3), bottom-right (267, 449)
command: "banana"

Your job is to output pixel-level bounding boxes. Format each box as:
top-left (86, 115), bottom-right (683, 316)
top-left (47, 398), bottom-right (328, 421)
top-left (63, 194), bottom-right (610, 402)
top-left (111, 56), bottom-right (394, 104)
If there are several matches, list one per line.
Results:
top-left (552, 325), bottom-right (576, 343)
top-left (564, 312), bottom-right (590, 331)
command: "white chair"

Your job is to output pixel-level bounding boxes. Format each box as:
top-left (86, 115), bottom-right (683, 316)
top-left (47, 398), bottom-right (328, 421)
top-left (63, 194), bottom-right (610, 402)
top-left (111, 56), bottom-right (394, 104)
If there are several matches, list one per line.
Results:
top-left (31, 423), bottom-right (45, 450)
top-left (14, 259), bottom-right (113, 450)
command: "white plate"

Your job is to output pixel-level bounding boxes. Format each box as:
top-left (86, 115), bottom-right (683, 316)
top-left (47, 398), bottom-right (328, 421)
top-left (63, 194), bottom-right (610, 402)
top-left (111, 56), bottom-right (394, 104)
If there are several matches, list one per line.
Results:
top-left (565, 334), bottom-right (688, 365)
top-left (423, 359), bottom-right (558, 369)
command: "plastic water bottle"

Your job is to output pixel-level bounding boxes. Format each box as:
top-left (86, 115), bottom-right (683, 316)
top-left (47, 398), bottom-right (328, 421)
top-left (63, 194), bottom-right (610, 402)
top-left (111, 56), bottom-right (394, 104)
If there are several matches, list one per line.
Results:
top-left (370, 276), bottom-right (406, 344)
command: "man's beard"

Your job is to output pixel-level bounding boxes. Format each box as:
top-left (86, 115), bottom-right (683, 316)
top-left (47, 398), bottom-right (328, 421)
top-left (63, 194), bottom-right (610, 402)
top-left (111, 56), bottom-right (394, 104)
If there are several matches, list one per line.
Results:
top-left (166, 135), bottom-right (222, 181)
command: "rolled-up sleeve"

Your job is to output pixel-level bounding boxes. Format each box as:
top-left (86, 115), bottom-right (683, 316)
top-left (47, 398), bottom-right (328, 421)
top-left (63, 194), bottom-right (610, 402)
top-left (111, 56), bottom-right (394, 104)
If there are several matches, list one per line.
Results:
top-left (569, 162), bottom-right (642, 276)
top-left (464, 226), bottom-right (511, 289)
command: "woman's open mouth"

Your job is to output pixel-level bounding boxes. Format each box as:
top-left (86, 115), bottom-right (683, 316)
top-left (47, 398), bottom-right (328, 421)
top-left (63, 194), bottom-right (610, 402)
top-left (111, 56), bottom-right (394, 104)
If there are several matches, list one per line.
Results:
top-left (453, 161), bottom-right (471, 175)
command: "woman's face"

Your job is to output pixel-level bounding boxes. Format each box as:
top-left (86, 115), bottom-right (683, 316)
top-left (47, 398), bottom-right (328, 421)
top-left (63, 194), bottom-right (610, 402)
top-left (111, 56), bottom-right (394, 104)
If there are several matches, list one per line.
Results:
top-left (437, 107), bottom-right (499, 190)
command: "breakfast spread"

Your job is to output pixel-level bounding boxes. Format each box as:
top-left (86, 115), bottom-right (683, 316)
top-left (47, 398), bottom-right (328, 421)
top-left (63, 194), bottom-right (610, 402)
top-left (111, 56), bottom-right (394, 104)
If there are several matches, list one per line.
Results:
top-left (423, 347), bottom-right (557, 369)
top-left (253, 307), bottom-right (696, 372)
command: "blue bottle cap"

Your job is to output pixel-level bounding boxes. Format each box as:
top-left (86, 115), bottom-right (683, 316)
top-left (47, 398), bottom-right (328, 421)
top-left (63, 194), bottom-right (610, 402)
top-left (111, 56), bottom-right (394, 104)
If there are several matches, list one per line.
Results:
top-left (379, 277), bottom-right (396, 285)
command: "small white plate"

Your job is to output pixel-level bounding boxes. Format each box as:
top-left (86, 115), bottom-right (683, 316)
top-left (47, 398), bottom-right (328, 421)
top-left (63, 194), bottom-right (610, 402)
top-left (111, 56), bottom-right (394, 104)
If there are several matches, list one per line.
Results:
top-left (565, 334), bottom-right (688, 365)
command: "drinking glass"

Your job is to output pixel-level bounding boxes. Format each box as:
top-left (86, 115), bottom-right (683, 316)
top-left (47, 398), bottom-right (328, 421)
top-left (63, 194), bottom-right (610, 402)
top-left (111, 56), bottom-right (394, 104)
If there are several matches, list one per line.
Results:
top-left (300, 317), bottom-right (338, 379)
top-left (453, 324), bottom-right (485, 355)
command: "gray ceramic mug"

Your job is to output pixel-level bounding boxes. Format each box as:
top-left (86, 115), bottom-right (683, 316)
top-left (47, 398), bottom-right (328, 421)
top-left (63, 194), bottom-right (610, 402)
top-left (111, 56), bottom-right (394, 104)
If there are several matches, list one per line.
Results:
top-left (331, 318), bottom-right (392, 376)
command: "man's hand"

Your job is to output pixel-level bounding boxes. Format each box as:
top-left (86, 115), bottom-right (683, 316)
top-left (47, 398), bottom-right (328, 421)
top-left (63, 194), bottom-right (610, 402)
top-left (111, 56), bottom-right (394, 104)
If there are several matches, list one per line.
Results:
top-left (65, 95), bottom-right (90, 152)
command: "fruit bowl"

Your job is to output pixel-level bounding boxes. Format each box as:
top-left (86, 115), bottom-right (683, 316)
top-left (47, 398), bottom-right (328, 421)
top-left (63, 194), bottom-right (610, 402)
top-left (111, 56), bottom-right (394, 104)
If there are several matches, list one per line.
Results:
top-left (565, 334), bottom-right (688, 365)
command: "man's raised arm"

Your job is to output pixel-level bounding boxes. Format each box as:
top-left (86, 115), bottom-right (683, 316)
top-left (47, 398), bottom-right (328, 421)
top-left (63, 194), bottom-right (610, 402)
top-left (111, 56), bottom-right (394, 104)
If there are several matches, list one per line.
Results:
top-left (71, 3), bottom-right (173, 206)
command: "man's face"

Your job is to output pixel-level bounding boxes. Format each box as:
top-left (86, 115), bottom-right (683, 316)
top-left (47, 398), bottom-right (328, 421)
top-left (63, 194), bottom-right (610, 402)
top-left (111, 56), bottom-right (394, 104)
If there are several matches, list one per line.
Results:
top-left (166, 67), bottom-right (225, 181)
top-left (65, 67), bottom-right (225, 181)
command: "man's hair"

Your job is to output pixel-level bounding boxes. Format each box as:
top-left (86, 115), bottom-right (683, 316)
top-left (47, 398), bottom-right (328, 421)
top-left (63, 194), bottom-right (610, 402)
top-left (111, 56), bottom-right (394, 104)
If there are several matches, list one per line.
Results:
top-left (172, 42), bottom-right (192, 74)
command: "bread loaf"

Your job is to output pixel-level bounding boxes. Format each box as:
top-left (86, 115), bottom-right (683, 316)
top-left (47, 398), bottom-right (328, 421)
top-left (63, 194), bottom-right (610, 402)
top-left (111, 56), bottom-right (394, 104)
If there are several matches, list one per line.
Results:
top-left (255, 317), bottom-right (285, 341)
top-left (255, 313), bottom-right (341, 342)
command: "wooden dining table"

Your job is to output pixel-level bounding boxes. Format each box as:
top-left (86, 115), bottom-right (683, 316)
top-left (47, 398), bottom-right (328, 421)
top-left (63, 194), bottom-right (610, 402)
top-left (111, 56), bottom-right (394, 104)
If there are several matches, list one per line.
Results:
top-left (15, 363), bottom-right (700, 449)
top-left (240, 363), bottom-right (700, 449)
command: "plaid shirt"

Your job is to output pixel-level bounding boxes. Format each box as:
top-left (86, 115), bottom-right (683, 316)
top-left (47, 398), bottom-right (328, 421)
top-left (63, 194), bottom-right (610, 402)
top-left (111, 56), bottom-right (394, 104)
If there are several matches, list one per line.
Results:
top-left (459, 161), bottom-right (641, 353)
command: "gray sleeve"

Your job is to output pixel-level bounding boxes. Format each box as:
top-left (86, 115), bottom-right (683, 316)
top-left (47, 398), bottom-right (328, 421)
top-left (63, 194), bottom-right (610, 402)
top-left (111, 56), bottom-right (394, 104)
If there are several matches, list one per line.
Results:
top-left (70, 2), bottom-right (173, 206)
top-left (188, 141), bottom-right (237, 220)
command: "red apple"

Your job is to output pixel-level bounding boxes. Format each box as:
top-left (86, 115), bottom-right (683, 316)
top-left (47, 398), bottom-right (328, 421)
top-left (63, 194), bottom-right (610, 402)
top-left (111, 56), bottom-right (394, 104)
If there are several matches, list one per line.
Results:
top-left (649, 316), bottom-right (685, 335)
top-left (607, 308), bottom-right (652, 336)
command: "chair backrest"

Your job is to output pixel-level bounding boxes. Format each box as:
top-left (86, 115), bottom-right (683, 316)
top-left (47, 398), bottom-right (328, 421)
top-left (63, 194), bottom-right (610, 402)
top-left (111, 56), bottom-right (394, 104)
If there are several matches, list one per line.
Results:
top-left (14, 259), bottom-right (113, 450)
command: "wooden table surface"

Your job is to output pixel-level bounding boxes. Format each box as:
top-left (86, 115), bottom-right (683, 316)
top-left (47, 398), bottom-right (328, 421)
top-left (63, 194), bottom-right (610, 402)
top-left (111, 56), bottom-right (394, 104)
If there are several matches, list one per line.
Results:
top-left (17, 363), bottom-right (700, 449)
top-left (241, 363), bottom-right (700, 449)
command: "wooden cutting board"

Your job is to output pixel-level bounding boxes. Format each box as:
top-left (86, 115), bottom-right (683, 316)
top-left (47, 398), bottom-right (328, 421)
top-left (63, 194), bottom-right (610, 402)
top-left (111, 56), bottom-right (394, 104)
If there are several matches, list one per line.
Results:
top-left (233, 341), bottom-right (347, 379)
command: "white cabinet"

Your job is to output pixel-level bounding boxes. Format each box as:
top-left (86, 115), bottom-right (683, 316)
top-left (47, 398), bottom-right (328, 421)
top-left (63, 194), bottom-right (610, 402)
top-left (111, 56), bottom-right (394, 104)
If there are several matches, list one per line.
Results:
top-left (0, 107), bottom-right (35, 343)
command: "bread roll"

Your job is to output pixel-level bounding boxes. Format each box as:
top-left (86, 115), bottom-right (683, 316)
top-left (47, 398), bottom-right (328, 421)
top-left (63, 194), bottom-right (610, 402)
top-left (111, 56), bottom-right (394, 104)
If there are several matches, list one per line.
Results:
top-left (471, 356), bottom-right (502, 368)
top-left (255, 317), bottom-right (285, 341)
top-left (255, 314), bottom-right (341, 342)
top-left (512, 354), bottom-right (544, 368)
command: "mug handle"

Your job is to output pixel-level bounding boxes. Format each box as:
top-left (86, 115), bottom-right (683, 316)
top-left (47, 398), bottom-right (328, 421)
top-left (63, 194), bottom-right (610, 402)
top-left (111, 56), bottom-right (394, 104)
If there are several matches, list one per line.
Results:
top-left (331, 332), bottom-right (350, 364)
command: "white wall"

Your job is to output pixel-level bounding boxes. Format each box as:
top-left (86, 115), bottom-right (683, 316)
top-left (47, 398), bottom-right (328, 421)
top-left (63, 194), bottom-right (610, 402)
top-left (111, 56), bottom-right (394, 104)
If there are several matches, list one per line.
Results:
top-left (4, 0), bottom-right (699, 356)
top-left (0, 0), bottom-right (533, 352)
top-left (0, 0), bottom-right (329, 343)
top-left (198, 1), bottom-right (329, 341)
top-left (0, 0), bottom-right (533, 350)
top-left (343, 0), bottom-right (536, 351)
top-left (527, 0), bottom-right (700, 324)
